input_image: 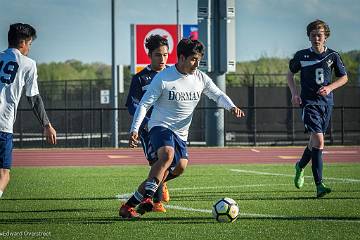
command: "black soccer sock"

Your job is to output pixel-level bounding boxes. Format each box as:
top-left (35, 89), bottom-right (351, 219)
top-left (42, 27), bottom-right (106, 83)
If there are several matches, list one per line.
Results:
top-left (311, 147), bottom-right (323, 185)
top-left (164, 172), bottom-right (177, 182)
top-left (144, 177), bottom-right (160, 199)
top-left (153, 182), bottom-right (163, 203)
top-left (125, 191), bottom-right (144, 207)
top-left (298, 146), bottom-right (312, 169)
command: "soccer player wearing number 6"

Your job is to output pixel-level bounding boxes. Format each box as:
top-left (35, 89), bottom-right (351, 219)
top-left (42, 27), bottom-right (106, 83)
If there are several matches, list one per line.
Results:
top-left (0, 23), bottom-right (57, 198)
top-left (287, 19), bottom-right (348, 197)
top-left (119, 38), bottom-right (245, 219)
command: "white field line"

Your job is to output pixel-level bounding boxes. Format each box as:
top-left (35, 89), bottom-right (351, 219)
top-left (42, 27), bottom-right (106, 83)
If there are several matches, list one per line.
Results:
top-left (115, 193), bottom-right (288, 217)
top-left (115, 193), bottom-right (360, 223)
top-left (163, 205), bottom-right (284, 218)
top-left (251, 148), bottom-right (260, 153)
top-left (323, 150), bottom-right (358, 154)
top-left (163, 205), bottom-right (360, 223)
top-left (230, 169), bottom-right (360, 183)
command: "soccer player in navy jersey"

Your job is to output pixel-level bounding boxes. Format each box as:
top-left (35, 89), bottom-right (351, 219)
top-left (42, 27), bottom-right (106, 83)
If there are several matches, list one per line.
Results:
top-left (287, 20), bottom-right (348, 197)
top-left (125, 34), bottom-right (172, 212)
top-left (0, 23), bottom-right (57, 198)
top-left (119, 38), bottom-right (245, 219)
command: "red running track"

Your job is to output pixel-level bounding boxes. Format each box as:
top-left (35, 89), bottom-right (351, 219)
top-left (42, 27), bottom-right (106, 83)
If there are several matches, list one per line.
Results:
top-left (12, 146), bottom-right (360, 167)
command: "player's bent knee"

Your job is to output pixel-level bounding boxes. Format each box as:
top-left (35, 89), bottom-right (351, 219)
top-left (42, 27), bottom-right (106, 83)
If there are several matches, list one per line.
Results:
top-left (157, 146), bottom-right (175, 162)
top-left (311, 133), bottom-right (324, 149)
top-left (0, 169), bottom-right (10, 182)
top-left (173, 159), bottom-right (188, 176)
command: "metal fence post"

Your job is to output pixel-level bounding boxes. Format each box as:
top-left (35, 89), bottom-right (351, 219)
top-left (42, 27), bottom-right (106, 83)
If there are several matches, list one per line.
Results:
top-left (19, 110), bottom-right (23, 148)
top-left (252, 74), bottom-right (257, 146)
top-left (100, 108), bottom-right (103, 147)
top-left (329, 116), bottom-right (334, 145)
top-left (90, 81), bottom-right (93, 147)
top-left (65, 108), bottom-right (68, 147)
top-left (291, 107), bottom-right (295, 145)
top-left (341, 106), bottom-right (345, 145)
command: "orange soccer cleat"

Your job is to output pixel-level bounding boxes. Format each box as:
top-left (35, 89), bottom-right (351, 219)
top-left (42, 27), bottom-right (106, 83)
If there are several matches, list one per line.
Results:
top-left (153, 202), bottom-right (166, 212)
top-left (136, 197), bottom-right (154, 215)
top-left (162, 182), bottom-right (170, 202)
top-left (119, 204), bottom-right (140, 219)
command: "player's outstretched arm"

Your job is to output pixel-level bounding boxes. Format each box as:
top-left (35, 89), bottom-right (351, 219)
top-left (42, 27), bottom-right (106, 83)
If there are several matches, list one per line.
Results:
top-left (230, 107), bottom-right (245, 118)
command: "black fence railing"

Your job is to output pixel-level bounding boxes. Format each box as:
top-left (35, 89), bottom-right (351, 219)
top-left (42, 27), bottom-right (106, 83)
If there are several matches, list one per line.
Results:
top-left (30, 73), bottom-right (359, 110)
top-left (14, 106), bottom-right (360, 148)
top-left (13, 74), bottom-right (359, 148)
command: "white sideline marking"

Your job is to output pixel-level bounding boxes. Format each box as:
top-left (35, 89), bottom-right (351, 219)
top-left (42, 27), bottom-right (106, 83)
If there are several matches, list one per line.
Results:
top-left (166, 205), bottom-right (360, 223)
top-left (166, 205), bottom-right (211, 213)
top-left (115, 193), bottom-right (360, 223)
top-left (230, 169), bottom-right (360, 183)
top-left (107, 155), bottom-right (130, 159)
top-left (164, 205), bottom-right (282, 218)
top-left (323, 150), bottom-right (358, 154)
top-left (115, 193), bottom-right (285, 217)
top-left (251, 149), bottom-right (260, 153)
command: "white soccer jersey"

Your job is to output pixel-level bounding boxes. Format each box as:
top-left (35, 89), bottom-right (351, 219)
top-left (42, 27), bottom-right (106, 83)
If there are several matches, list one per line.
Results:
top-left (130, 65), bottom-right (236, 141)
top-left (0, 48), bottom-right (39, 133)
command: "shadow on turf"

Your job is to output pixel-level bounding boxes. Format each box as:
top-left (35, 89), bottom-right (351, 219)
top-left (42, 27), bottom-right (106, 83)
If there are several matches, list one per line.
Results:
top-left (2, 191), bottom-right (358, 203)
top-left (0, 216), bottom-right (214, 225)
top-left (0, 208), bottom-right (106, 214)
top-left (240, 215), bottom-right (360, 222)
top-left (170, 193), bottom-right (360, 201)
top-left (0, 215), bottom-right (359, 225)
top-left (0, 196), bottom-right (117, 201)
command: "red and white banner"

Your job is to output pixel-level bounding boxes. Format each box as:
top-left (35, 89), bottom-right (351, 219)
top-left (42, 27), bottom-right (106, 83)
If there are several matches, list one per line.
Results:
top-left (132, 24), bottom-right (178, 73)
top-left (131, 24), bottom-right (198, 73)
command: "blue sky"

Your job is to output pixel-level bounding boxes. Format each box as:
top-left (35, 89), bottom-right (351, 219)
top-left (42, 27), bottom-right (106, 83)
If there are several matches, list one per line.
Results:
top-left (1, 0), bottom-right (359, 65)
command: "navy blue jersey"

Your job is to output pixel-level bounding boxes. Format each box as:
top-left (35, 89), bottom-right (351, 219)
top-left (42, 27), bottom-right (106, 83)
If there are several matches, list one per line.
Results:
top-left (126, 65), bottom-right (167, 131)
top-left (289, 47), bottom-right (347, 105)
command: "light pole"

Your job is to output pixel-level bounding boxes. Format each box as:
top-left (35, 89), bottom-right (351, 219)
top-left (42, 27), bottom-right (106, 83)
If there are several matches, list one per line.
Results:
top-left (176, 0), bottom-right (180, 41)
top-left (111, 0), bottom-right (118, 147)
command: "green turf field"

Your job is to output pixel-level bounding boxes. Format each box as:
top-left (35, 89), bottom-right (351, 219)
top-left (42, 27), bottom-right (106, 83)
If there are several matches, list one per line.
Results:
top-left (1, 163), bottom-right (359, 239)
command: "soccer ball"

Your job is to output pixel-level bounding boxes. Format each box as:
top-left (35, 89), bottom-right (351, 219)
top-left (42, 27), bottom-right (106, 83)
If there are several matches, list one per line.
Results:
top-left (212, 197), bottom-right (239, 223)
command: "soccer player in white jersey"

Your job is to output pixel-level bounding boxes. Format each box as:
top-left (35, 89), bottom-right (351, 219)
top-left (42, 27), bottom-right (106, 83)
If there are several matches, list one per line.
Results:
top-left (288, 20), bottom-right (348, 197)
top-left (119, 38), bottom-right (245, 219)
top-left (0, 23), bottom-right (57, 198)
top-left (125, 34), bottom-right (173, 212)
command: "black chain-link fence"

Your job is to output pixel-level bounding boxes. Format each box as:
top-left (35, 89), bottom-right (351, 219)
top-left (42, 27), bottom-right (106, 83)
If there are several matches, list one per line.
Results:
top-left (13, 74), bottom-right (360, 148)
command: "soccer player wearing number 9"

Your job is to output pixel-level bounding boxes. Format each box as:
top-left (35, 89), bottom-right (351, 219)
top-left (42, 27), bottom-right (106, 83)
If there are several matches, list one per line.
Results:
top-left (0, 23), bottom-right (57, 199)
top-left (287, 20), bottom-right (348, 197)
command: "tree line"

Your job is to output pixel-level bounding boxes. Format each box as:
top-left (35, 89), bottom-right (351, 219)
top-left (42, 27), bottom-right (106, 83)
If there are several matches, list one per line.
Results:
top-left (37, 50), bottom-right (360, 86)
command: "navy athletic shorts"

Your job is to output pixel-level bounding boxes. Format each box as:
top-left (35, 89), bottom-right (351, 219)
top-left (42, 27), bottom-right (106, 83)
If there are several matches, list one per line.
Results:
top-left (0, 132), bottom-right (13, 169)
top-left (302, 104), bottom-right (333, 133)
top-left (139, 128), bottom-right (157, 162)
top-left (149, 126), bottom-right (188, 173)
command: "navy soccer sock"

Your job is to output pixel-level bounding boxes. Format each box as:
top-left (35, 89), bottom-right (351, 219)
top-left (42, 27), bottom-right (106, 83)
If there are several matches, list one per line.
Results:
top-left (144, 177), bottom-right (160, 199)
top-left (125, 191), bottom-right (144, 207)
top-left (311, 148), bottom-right (323, 185)
top-left (298, 146), bottom-right (312, 169)
top-left (153, 182), bottom-right (163, 203)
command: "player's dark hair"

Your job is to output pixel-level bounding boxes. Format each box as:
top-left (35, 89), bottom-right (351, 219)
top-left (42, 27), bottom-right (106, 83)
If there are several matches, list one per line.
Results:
top-left (307, 19), bottom-right (330, 38)
top-left (177, 38), bottom-right (204, 59)
top-left (8, 23), bottom-right (37, 47)
top-left (145, 34), bottom-right (169, 55)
